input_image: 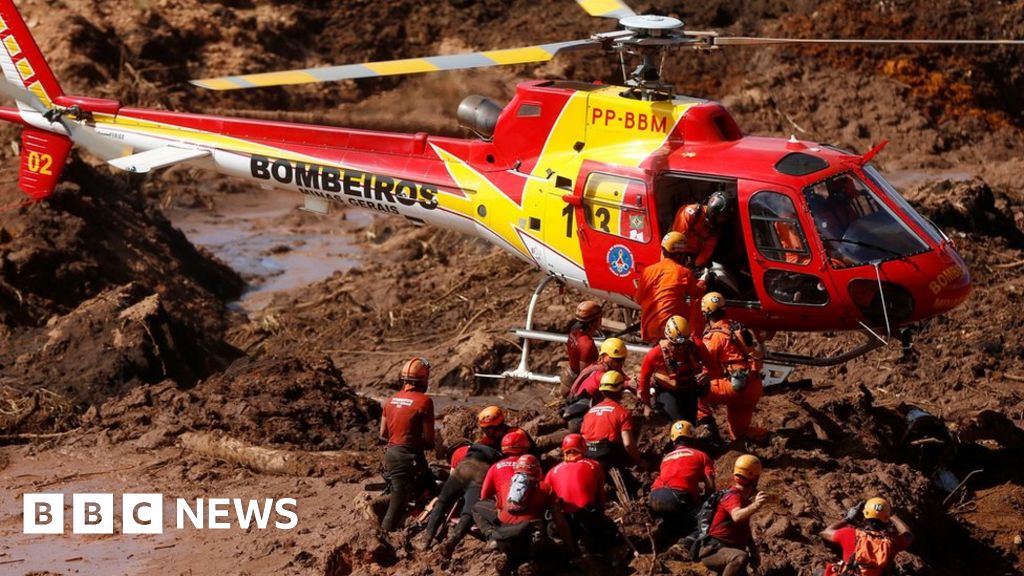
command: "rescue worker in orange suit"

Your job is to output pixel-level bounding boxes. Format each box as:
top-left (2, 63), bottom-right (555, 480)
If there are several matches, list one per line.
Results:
top-left (450, 406), bottom-right (537, 468)
top-left (696, 292), bottom-right (767, 444)
top-left (473, 429), bottom-right (533, 543)
top-left (670, 190), bottom-right (732, 268)
top-left (379, 357), bottom-right (435, 532)
top-left (566, 300), bottom-right (603, 385)
top-left (635, 232), bottom-right (705, 343)
top-left (563, 338), bottom-right (628, 433)
top-left (545, 433), bottom-right (617, 556)
top-left (699, 454), bottom-right (769, 576)
top-left (581, 371), bottom-right (642, 496)
top-left (474, 454), bottom-right (572, 575)
top-left (639, 316), bottom-right (713, 424)
top-left (819, 497), bottom-right (914, 576)
top-left (648, 421), bottom-right (716, 549)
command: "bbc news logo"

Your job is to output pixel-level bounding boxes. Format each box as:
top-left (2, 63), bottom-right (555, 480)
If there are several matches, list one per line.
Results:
top-left (23, 493), bottom-right (298, 534)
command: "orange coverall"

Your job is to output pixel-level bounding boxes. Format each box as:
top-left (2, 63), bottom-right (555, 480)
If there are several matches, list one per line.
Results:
top-left (670, 204), bottom-right (721, 267)
top-left (635, 257), bottom-right (703, 343)
top-left (697, 319), bottom-right (763, 440)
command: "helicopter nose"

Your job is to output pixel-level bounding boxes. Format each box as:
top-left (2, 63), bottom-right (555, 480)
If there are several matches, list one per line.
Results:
top-left (926, 244), bottom-right (971, 315)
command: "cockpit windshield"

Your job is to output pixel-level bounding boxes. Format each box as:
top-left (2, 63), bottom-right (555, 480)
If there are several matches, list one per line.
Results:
top-left (804, 172), bottom-right (928, 267)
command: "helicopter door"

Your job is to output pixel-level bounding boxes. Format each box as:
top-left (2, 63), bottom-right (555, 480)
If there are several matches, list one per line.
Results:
top-left (571, 170), bottom-right (654, 296)
top-left (743, 184), bottom-right (836, 322)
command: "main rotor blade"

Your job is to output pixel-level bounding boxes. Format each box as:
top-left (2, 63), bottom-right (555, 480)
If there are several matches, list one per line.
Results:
top-left (713, 36), bottom-right (1024, 47)
top-left (575, 0), bottom-right (636, 19)
top-left (191, 40), bottom-right (598, 91)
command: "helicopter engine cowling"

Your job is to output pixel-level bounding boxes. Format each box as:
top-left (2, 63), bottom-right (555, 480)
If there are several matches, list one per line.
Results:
top-left (457, 95), bottom-right (504, 139)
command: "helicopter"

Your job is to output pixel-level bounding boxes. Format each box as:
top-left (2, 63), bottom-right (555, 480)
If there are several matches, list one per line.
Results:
top-left (0, 0), bottom-right (1010, 386)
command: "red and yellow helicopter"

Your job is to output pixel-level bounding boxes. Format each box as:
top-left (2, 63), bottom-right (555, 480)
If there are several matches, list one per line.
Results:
top-left (0, 0), bottom-right (1012, 384)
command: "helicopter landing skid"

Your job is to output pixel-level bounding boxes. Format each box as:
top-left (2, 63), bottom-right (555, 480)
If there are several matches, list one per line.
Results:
top-left (475, 275), bottom-right (563, 385)
top-left (763, 329), bottom-right (887, 367)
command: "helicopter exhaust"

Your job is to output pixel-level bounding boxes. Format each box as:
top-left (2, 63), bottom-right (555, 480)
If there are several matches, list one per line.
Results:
top-left (457, 95), bottom-right (503, 139)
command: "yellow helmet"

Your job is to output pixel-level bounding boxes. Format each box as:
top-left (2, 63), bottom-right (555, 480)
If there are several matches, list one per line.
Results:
top-left (670, 420), bottom-right (694, 441)
top-left (863, 497), bottom-right (891, 523)
top-left (664, 315), bottom-right (691, 343)
top-left (599, 337), bottom-right (627, 359)
top-left (661, 231), bottom-right (688, 255)
top-left (733, 454), bottom-right (762, 482)
top-left (701, 292), bottom-right (726, 315)
top-left (598, 370), bottom-right (626, 393)
top-left (477, 406), bottom-right (505, 429)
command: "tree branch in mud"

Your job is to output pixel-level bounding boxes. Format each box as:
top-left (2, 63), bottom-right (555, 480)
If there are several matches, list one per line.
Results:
top-left (177, 431), bottom-right (366, 477)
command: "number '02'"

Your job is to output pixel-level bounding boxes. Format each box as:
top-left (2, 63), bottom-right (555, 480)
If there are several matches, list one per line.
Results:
top-left (27, 151), bottom-right (53, 175)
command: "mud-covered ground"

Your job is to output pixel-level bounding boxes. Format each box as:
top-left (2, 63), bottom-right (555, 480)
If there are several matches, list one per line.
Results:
top-left (1, 1), bottom-right (1023, 575)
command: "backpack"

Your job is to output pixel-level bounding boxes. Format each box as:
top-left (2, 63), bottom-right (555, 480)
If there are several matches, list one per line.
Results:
top-left (682, 488), bottom-right (731, 558)
top-left (838, 529), bottom-right (894, 575)
top-left (505, 472), bottom-right (535, 514)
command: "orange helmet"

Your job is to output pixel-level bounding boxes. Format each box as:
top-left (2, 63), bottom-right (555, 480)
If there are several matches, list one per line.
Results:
top-left (733, 454), bottom-right (762, 483)
top-left (863, 497), bottom-right (891, 523)
top-left (701, 292), bottom-right (726, 315)
top-left (561, 434), bottom-right (587, 461)
top-left (514, 454), bottom-right (542, 480)
top-left (400, 357), bottom-right (430, 388)
top-left (478, 406), bottom-right (505, 429)
top-left (501, 429), bottom-right (530, 456)
top-left (575, 300), bottom-right (603, 323)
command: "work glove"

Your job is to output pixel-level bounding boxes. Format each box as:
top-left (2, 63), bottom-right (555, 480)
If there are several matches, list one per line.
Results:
top-left (844, 501), bottom-right (865, 523)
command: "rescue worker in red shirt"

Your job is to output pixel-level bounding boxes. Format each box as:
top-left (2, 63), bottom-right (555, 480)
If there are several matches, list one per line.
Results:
top-left (581, 371), bottom-right (642, 497)
top-left (649, 421), bottom-right (716, 548)
top-left (473, 429), bottom-right (533, 541)
top-left (563, 338), bottom-right (628, 433)
top-left (638, 315), bottom-right (713, 424)
top-left (566, 300), bottom-right (603, 383)
top-left (696, 292), bottom-right (767, 444)
top-left (699, 454), bottom-right (769, 576)
top-left (475, 454), bottom-right (572, 574)
top-left (819, 497), bottom-right (914, 576)
top-left (379, 357), bottom-right (435, 532)
top-left (635, 232), bottom-right (705, 343)
top-left (418, 439), bottom-right (503, 552)
top-left (545, 434), bottom-right (617, 555)
top-left (670, 191), bottom-right (732, 269)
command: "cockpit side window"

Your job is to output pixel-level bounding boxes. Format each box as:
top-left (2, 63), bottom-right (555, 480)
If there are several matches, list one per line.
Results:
top-left (749, 191), bottom-right (811, 265)
top-left (804, 172), bottom-right (928, 268)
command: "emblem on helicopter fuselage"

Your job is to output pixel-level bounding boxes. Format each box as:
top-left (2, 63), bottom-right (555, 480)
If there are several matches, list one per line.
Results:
top-left (607, 245), bottom-right (634, 277)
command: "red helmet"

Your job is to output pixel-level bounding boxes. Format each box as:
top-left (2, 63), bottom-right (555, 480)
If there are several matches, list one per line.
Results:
top-left (501, 429), bottom-right (530, 456)
top-left (561, 434), bottom-right (587, 461)
top-left (400, 357), bottom-right (430, 388)
top-left (514, 454), bottom-right (541, 480)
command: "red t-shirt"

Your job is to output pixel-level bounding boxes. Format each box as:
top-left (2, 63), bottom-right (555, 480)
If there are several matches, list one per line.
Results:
top-left (570, 363), bottom-right (606, 400)
top-left (450, 445), bottom-right (470, 470)
top-left (480, 457), bottom-right (519, 502)
top-left (581, 399), bottom-right (633, 443)
top-left (567, 329), bottom-right (598, 374)
top-left (383, 390), bottom-right (434, 449)
top-left (831, 526), bottom-right (912, 576)
top-left (708, 488), bottom-right (752, 547)
top-left (638, 340), bottom-right (713, 406)
top-left (497, 481), bottom-right (554, 525)
top-left (544, 458), bottom-right (606, 513)
top-left (651, 447), bottom-right (715, 502)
